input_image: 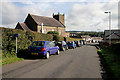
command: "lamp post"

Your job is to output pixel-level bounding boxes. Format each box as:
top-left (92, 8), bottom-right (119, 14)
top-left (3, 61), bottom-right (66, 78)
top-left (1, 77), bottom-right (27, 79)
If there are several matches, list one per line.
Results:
top-left (104, 11), bottom-right (111, 46)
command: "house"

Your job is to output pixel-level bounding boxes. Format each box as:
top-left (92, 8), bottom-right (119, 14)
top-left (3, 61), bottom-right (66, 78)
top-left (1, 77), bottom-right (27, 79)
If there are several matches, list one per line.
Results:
top-left (15, 13), bottom-right (69, 37)
top-left (91, 37), bottom-right (103, 43)
top-left (104, 29), bottom-right (120, 43)
top-left (80, 35), bottom-right (92, 43)
top-left (81, 35), bottom-right (103, 43)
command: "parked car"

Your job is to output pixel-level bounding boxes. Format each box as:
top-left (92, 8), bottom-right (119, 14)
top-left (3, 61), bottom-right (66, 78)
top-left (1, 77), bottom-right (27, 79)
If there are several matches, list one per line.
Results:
top-left (55, 41), bottom-right (68, 51)
top-left (74, 41), bottom-right (81, 47)
top-left (83, 40), bottom-right (87, 45)
top-left (67, 41), bottom-right (76, 49)
top-left (28, 41), bottom-right (59, 59)
top-left (79, 40), bottom-right (83, 45)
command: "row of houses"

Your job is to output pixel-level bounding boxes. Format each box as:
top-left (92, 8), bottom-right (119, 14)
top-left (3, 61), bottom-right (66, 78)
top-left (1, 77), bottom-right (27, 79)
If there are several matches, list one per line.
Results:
top-left (81, 30), bottom-right (120, 43)
top-left (81, 35), bottom-right (103, 43)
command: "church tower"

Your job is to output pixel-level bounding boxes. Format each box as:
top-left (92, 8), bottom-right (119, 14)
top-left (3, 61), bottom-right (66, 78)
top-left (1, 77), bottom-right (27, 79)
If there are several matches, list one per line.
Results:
top-left (53, 12), bottom-right (65, 26)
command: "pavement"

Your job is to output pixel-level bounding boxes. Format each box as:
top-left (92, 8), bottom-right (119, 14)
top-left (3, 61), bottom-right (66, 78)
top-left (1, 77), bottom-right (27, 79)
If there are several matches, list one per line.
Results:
top-left (2, 45), bottom-right (102, 78)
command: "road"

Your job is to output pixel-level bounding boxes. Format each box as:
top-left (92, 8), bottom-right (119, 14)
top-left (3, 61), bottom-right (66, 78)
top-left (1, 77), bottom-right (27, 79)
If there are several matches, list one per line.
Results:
top-left (2, 45), bottom-right (102, 78)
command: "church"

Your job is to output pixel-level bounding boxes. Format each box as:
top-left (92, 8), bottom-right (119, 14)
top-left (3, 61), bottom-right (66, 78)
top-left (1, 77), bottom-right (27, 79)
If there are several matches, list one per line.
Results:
top-left (15, 13), bottom-right (69, 37)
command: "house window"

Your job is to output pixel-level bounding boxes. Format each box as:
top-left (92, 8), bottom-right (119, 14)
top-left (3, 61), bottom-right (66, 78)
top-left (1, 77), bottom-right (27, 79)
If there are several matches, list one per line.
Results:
top-left (59, 30), bottom-right (62, 35)
top-left (44, 29), bottom-right (47, 34)
top-left (52, 29), bottom-right (54, 31)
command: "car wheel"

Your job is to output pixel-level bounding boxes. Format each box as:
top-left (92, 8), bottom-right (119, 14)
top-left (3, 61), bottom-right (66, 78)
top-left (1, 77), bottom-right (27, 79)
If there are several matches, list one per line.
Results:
top-left (45, 52), bottom-right (49, 59)
top-left (66, 47), bottom-right (68, 50)
top-left (62, 47), bottom-right (65, 51)
top-left (56, 50), bottom-right (60, 55)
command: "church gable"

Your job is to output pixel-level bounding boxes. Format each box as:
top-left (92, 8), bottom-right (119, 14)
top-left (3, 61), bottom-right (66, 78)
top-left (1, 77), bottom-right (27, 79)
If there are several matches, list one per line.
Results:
top-left (24, 14), bottom-right (38, 31)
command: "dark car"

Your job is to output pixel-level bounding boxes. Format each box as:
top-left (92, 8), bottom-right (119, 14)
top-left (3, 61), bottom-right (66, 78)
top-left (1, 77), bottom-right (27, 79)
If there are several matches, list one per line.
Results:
top-left (79, 40), bottom-right (83, 45)
top-left (74, 41), bottom-right (81, 47)
top-left (28, 41), bottom-right (59, 59)
top-left (82, 40), bottom-right (87, 45)
top-left (55, 41), bottom-right (68, 51)
top-left (67, 41), bottom-right (76, 49)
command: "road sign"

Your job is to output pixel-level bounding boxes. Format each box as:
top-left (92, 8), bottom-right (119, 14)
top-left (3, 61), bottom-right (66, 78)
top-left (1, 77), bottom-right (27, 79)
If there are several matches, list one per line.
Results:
top-left (14, 34), bottom-right (18, 37)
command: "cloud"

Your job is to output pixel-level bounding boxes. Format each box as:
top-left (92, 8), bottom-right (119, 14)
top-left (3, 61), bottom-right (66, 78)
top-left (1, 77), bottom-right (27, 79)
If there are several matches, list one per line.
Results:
top-left (19, 1), bottom-right (35, 5)
top-left (1, 1), bottom-right (119, 31)
top-left (66, 2), bottom-right (118, 31)
top-left (1, 2), bottom-right (53, 28)
top-left (1, 0), bottom-right (119, 2)
top-left (2, 2), bottom-right (21, 28)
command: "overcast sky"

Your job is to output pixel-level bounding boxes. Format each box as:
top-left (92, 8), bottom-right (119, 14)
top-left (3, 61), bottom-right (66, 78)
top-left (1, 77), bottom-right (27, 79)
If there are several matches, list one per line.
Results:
top-left (0, 0), bottom-right (119, 31)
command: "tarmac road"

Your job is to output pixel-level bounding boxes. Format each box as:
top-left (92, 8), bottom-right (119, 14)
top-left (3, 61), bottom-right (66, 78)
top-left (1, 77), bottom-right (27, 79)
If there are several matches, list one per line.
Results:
top-left (2, 45), bottom-right (102, 78)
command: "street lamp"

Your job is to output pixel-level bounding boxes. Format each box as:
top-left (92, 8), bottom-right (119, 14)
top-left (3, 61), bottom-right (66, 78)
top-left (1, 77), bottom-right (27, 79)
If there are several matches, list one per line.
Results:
top-left (104, 11), bottom-right (111, 46)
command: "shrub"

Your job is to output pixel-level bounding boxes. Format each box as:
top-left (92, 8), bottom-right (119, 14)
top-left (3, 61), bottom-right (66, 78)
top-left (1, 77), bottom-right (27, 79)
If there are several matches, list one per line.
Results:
top-left (53, 35), bottom-right (60, 41)
top-left (2, 28), bottom-right (53, 58)
top-left (47, 31), bottom-right (59, 35)
top-left (1, 27), bottom-right (82, 58)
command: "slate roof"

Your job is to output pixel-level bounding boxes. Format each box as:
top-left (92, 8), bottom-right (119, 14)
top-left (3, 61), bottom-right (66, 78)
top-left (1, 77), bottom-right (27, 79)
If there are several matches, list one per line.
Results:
top-left (18, 23), bottom-right (33, 32)
top-left (30, 14), bottom-right (65, 27)
top-left (106, 32), bottom-right (120, 39)
top-left (104, 30), bottom-right (120, 39)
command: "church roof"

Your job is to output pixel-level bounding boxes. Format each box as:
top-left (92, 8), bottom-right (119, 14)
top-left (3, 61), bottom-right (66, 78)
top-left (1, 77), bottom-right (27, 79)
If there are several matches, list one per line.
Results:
top-left (30, 14), bottom-right (65, 27)
top-left (18, 23), bottom-right (33, 32)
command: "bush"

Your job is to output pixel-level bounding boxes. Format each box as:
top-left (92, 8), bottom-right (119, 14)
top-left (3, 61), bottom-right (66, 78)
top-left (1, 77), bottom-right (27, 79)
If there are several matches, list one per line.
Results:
top-left (53, 35), bottom-right (60, 41)
top-left (2, 28), bottom-right (53, 58)
top-left (47, 31), bottom-right (59, 35)
top-left (1, 27), bottom-right (82, 61)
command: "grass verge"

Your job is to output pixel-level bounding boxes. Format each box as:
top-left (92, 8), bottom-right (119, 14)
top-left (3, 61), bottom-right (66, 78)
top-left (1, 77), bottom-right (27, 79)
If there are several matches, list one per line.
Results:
top-left (97, 47), bottom-right (120, 79)
top-left (2, 56), bottom-right (24, 65)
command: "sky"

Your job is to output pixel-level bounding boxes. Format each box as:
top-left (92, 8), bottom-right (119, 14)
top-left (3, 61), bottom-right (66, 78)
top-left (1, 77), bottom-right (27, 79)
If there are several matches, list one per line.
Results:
top-left (0, 0), bottom-right (119, 31)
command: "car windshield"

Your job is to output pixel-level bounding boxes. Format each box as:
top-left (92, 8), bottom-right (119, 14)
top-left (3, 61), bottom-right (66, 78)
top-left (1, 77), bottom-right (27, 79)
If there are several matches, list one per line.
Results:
top-left (31, 41), bottom-right (45, 47)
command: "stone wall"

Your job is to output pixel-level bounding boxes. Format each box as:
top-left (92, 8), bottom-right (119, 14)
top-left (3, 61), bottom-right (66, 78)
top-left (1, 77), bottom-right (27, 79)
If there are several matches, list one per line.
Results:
top-left (37, 25), bottom-right (68, 37)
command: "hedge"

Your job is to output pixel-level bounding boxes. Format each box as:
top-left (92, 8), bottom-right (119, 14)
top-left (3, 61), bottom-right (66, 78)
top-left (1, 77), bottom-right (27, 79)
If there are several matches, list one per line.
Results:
top-left (1, 27), bottom-right (81, 58)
